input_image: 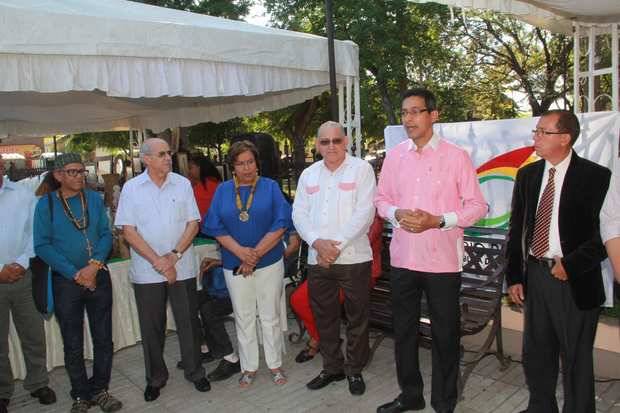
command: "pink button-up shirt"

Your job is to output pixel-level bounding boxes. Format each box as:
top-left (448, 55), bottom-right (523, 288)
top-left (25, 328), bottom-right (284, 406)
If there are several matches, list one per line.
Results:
top-left (374, 134), bottom-right (488, 273)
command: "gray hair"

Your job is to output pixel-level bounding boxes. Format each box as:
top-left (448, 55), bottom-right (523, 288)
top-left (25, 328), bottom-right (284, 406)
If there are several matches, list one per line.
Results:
top-left (317, 121), bottom-right (345, 139)
top-left (139, 138), bottom-right (167, 161)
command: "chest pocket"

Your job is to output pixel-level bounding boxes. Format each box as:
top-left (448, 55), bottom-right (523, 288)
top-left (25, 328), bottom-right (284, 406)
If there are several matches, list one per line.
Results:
top-left (173, 200), bottom-right (187, 223)
top-left (305, 185), bottom-right (320, 195)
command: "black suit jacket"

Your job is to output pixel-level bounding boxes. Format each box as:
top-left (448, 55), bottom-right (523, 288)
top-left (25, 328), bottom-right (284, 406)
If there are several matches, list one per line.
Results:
top-left (506, 151), bottom-right (611, 310)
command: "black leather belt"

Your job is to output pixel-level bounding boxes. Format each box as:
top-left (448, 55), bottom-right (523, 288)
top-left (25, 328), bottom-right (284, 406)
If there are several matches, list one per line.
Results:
top-left (528, 255), bottom-right (554, 269)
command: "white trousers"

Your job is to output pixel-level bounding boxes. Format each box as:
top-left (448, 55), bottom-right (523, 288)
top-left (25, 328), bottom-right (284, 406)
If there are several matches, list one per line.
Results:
top-left (224, 259), bottom-right (284, 371)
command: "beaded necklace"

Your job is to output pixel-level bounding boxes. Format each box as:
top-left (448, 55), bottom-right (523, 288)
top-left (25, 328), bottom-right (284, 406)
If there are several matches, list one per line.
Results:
top-left (58, 189), bottom-right (93, 257)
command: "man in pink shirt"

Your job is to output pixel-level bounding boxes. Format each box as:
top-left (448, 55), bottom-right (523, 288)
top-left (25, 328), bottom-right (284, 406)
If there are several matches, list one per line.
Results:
top-left (374, 88), bottom-right (487, 413)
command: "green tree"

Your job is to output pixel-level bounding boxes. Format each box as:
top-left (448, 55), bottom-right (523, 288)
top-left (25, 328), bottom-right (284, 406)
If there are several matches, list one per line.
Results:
top-left (64, 131), bottom-right (132, 159)
top-left (453, 11), bottom-right (572, 116)
top-left (136, 0), bottom-right (252, 20)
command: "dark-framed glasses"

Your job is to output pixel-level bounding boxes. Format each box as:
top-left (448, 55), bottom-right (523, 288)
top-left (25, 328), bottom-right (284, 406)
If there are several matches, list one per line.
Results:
top-left (151, 150), bottom-right (174, 158)
top-left (400, 108), bottom-right (428, 117)
top-left (532, 129), bottom-right (567, 136)
top-left (318, 137), bottom-right (344, 146)
top-left (61, 168), bottom-right (89, 177)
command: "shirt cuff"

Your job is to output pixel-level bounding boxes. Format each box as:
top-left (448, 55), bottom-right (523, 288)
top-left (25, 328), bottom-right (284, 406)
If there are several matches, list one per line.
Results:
top-left (15, 255), bottom-right (31, 270)
top-left (387, 206), bottom-right (401, 228)
top-left (306, 234), bottom-right (319, 250)
top-left (441, 212), bottom-right (458, 231)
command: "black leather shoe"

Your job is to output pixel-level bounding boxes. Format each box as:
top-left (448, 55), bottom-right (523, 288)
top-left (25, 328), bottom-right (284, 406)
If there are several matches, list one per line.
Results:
top-left (193, 377), bottom-right (211, 392)
top-left (207, 359), bottom-right (241, 381)
top-left (0, 398), bottom-right (9, 413)
top-left (377, 397), bottom-right (425, 412)
top-left (306, 370), bottom-right (346, 390)
top-left (143, 385), bottom-right (161, 402)
top-left (30, 386), bottom-right (57, 405)
top-left (177, 352), bottom-right (214, 369)
top-left (347, 374), bottom-right (365, 395)
top-left (295, 346), bottom-right (319, 363)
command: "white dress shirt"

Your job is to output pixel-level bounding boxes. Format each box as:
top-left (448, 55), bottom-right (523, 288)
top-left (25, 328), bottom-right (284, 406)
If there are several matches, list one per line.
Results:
top-left (601, 160), bottom-right (620, 243)
top-left (532, 152), bottom-right (572, 258)
top-left (0, 180), bottom-right (36, 270)
top-left (115, 170), bottom-right (201, 284)
top-left (292, 154), bottom-right (376, 265)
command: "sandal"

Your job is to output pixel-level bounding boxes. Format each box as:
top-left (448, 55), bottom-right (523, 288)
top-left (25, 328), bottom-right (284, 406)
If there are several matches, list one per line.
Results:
top-left (295, 343), bottom-right (319, 363)
top-left (238, 371), bottom-right (256, 388)
top-left (270, 368), bottom-right (288, 385)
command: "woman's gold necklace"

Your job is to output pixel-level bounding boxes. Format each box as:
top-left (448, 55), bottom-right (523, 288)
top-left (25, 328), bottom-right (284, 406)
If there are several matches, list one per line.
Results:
top-left (234, 175), bottom-right (258, 222)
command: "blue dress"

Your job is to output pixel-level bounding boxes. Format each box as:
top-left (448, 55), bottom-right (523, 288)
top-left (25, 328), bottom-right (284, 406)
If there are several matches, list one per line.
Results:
top-left (203, 177), bottom-right (292, 270)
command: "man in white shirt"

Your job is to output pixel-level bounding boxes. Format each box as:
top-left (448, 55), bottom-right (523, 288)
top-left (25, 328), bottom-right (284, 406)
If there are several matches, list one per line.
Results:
top-left (292, 121), bottom-right (376, 396)
top-left (0, 156), bottom-right (56, 413)
top-left (115, 138), bottom-right (210, 402)
top-left (601, 161), bottom-right (620, 284)
top-left (507, 110), bottom-right (610, 413)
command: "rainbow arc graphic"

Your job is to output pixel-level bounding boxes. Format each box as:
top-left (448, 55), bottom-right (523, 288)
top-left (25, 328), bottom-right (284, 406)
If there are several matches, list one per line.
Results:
top-left (475, 146), bottom-right (536, 228)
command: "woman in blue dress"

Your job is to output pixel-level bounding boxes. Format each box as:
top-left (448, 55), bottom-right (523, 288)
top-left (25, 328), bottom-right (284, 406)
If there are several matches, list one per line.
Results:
top-left (204, 141), bottom-right (291, 388)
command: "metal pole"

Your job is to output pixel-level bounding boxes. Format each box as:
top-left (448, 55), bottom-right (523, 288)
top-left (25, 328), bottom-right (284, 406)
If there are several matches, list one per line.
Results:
top-left (325, 0), bottom-right (338, 121)
top-left (53, 135), bottom-right (58, 158)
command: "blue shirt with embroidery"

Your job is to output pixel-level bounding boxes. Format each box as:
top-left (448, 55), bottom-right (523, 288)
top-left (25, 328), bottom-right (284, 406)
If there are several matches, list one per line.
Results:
top-left (34, 189), bottom-right (112, 280)
top-left (203, 177), bottom-right (291, 270)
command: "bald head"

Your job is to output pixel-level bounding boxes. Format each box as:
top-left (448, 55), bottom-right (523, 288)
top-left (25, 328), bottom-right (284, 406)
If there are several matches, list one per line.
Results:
top-left (317, 121), bottom-right (345, 140)
top-left (139, 138), bottom-right (169, 161)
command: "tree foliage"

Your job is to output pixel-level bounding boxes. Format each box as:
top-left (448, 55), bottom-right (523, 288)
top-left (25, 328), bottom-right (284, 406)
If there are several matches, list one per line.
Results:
top-left (453, 11), bottom-right (572, 116)
top-left (64, 132), bottom-right (131, 158)
top-left (136, 0), bottom-right (252, 20)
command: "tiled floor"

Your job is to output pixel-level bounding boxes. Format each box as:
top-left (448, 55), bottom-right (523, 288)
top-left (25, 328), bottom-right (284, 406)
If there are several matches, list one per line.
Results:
top-left (7, 322), bottom-right (620, 413)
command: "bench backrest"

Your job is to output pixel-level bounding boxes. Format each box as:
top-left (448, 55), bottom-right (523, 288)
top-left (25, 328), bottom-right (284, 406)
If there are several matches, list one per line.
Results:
top-left (369, 226), bottom-right (509, 338)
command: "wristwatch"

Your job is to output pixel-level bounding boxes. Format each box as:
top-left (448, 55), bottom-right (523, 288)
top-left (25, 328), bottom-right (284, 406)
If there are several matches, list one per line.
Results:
top-left (438, 215), bottom-right (446, 229)
top-left (171, 249), bottom-right (183, 260)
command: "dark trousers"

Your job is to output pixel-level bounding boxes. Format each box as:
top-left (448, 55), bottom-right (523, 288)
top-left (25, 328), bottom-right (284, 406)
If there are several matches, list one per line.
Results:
top-left (0, 270), bottom-right (49, 399)
top-left (307, 261), bottom-right (371, 375)
top-left (391, 267), bottom-right (461, 413)
top-left (197, 291), bottom-right (233, 358)
top-left (52, 270), bottom-right (113, 400)
top-left (133, 278), bottom-right (205, 388)
top-left (523, 258), bottom-right (600, 413)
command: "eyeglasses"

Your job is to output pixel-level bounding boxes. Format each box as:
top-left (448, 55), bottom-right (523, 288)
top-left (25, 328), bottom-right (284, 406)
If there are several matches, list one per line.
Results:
top-left (400, 108), bottom-right (429, 117)
top-left (532, 129), bottom-right (567, 136)
top-left (149, 150), bottom-right (174, 158)
top-left (318, 137), bottom-right (344, 146)
top-left (234, 159), bottom-right (256, 168)
top-left (60, 168), bottom-right (89, 177)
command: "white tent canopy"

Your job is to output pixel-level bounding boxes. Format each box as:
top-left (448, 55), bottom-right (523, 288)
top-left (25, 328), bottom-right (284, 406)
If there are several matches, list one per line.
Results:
top-left (412, 0), bottom-right (620, 34)
top-left (0, 0), bottom-right (360, 137)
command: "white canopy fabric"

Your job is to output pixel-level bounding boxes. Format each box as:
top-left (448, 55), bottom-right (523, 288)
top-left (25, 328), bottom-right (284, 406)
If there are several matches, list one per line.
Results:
top-left (412, 0), bottom-right (620, 34)
top-left (0, 0), bottom-right (359, 137)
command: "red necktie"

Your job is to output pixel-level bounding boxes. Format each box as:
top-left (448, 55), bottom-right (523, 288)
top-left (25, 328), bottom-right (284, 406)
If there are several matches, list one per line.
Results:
top-left (531, 167), bottom-right (556, 258)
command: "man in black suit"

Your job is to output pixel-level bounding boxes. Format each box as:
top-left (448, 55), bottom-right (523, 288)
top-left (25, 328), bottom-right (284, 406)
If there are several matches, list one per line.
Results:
top-left (507, 110), bottom-right (611, 413)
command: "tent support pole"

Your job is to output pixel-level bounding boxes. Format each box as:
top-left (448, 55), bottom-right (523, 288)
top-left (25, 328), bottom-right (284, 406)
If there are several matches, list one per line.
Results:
top-left (325, 0), bottom-right (338, 120)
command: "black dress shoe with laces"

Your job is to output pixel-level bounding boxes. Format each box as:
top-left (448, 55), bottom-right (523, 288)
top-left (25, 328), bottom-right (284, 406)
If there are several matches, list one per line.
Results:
top-left (143, 385), bottom-right (161, 402)
top-left (347, 374), bottom-right (366, 395)
top-left (30, 386), bottom-right (56, 405)
top-left (377, 396), bottom-right (425, 412)
top-left (207, 359), bottom-right (241, 381)
top-left (306, 370), bottom-right (346, 390)
top-left (193, 377), bottom-right (211, 392)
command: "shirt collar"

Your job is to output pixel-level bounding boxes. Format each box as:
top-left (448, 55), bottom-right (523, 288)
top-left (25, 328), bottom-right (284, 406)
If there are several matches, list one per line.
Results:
top-left (137, 169), bottom-right (174, 187)
top-left (405, 133), bottom-right (440, 152)
top-left (544, 150), bottom-right (572, 175)
top-left (320, 153), bottom-right (350, 174)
